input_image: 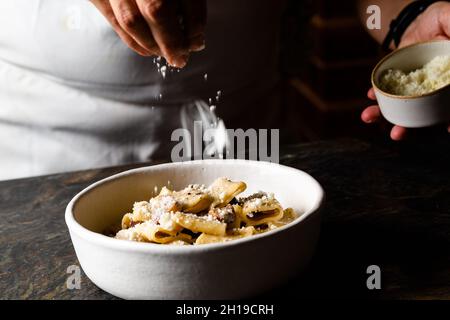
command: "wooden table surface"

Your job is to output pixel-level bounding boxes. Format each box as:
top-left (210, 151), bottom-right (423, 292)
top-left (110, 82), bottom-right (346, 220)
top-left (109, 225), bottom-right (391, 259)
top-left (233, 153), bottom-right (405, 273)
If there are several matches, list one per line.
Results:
top-left (1, 138), bottom-right (449, 300)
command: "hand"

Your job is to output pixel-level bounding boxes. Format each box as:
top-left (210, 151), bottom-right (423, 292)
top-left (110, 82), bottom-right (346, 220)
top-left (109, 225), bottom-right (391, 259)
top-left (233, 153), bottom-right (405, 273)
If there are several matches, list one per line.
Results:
top-left (90, 0), bottom-right (207, 67)
top-left (361, 1), bottom-right (450, 140)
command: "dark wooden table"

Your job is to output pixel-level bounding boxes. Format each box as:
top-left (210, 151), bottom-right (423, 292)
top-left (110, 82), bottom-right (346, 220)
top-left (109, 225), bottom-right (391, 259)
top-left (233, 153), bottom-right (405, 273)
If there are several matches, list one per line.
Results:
top-left (1, 138), bottom-right (449, 300)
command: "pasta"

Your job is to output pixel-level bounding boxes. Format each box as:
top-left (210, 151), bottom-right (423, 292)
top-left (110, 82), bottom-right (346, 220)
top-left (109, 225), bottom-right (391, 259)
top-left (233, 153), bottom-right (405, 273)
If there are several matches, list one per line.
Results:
top-left (111, 177), bottom-right (300, 245)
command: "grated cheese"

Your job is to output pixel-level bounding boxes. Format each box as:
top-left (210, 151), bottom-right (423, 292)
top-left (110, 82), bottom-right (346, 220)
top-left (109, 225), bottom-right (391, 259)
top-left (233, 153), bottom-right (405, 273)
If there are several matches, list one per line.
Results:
top-left (379, 55), bottom-right (450, 96)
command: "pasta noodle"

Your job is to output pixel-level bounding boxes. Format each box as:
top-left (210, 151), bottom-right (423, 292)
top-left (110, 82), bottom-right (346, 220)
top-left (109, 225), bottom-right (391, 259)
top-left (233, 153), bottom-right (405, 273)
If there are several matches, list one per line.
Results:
top-left (195, 227), bottom-right (255, 245)
top-left (111, 177), bottom-right (300, 245)
top-left (238, 192), bottom-right (284, 226)
top-left (172, 212), bottom-right (227, 236)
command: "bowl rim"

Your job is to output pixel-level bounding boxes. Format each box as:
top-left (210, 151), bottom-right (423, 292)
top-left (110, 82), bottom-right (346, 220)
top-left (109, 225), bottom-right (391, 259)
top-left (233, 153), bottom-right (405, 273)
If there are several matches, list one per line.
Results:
top-left (371, 39), bottom-right (450, 99)
top-left (65, 159), bottom-right (324, 254)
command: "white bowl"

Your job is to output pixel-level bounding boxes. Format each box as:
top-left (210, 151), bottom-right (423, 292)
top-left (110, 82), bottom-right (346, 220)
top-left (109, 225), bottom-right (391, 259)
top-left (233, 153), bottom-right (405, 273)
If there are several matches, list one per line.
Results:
top-left (372, 40), bottom-right (450, 128)
top-left (65, 160), bottom-right (324, 300)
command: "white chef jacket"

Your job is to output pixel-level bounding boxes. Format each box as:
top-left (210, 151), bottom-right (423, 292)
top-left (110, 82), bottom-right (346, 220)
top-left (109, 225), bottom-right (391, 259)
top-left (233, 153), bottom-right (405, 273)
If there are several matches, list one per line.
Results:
top-left (0, 0), bottom-right (283, 180)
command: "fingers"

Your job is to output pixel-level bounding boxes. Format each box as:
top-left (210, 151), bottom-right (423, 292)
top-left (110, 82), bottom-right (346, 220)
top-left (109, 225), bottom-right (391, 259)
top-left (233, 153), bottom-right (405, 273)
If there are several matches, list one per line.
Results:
top-left (447, 124), bottom-right (450, 133)
top-left (361, 105), bottom-right (381, 123)
top-left (181, 0), bottom-right (207, 51)
top-left (437, 2), bottom-right (450, 38)
top-left (109, 0), bottom-right (160, 55)
top-left (390, 126), bottom-right (407, 141)
top-left (362, 105), bottom-right (408, 140)
top-left (92, 0), bottom-right (204, 66)
top-left (136, 0), bottom-right (189, 67)
top-left (91, 0), bottom-right (153, 56)
top-left (367, 88), bottom-right (376, 100)
top-left (398, 35), bottom-right (416, 49)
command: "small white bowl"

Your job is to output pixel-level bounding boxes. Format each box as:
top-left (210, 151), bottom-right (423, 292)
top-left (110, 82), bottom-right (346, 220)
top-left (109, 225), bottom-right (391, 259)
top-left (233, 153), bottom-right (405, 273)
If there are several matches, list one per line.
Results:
top-left (372, 40), bottom-right (450, 128)
top-left (65, 160), bottom-right (324, 300)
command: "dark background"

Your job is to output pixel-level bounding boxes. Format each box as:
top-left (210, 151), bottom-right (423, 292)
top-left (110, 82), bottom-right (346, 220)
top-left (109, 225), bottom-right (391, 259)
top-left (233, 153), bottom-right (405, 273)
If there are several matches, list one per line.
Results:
top-left (279, 0), bottom-right (381, 143)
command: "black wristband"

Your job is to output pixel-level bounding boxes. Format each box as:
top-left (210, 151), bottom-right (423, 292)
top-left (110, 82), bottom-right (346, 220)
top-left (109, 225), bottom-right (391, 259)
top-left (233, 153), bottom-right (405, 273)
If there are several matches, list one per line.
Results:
top-left (382, 0), bottom-right (444, 51)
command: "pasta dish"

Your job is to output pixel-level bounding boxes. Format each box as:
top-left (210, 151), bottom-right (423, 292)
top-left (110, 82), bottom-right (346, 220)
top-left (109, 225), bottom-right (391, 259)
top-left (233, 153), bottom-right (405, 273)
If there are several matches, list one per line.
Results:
top-left (113, 177), bottom-right (299, 245)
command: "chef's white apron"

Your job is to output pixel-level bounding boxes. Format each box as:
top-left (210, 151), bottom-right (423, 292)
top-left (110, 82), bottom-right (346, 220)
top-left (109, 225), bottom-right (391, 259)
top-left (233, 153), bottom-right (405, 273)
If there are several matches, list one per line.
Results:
top-left (0, 0), bottom-right (283, 180)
